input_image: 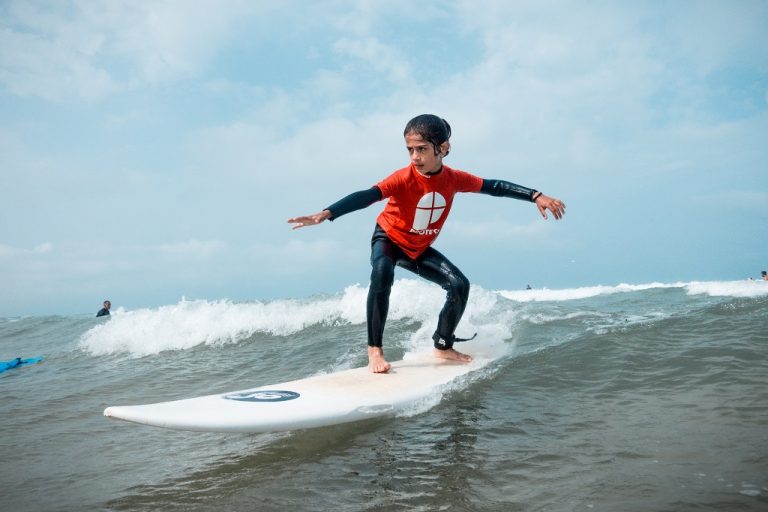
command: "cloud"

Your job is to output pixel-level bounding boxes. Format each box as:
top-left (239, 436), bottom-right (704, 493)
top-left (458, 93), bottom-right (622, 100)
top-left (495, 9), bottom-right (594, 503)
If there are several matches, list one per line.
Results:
top-left (0, 26), bottom-right (116, 100)
top-left (449, 219), bottom-right (550, 239)
top-left (0, 0), bottom-right (269, 101)
top-left (331, 0), bottom-right (428, 36)
top-left (333, 37), bottom-right (411, 83)
top-left (0, 242), bottom-right (53, 257)
top-left (691, 190), bottom-right (768, 215)
top-left (159, 239), bottom-right (227, 260)
top-left (248, 238), bottom-right (353, 274)
top-left (1, 1), bottom-right (766, 315)
top-left (188, 113), bottom-right (404, 192)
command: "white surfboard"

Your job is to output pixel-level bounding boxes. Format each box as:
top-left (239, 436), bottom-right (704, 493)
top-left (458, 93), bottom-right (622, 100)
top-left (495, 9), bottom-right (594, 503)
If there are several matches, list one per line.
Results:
top-left (104, 348), bottom-right (495, 433)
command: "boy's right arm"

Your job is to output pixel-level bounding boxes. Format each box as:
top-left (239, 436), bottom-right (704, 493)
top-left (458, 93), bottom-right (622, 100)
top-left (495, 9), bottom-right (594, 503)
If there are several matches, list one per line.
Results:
top-left (325, 187), bottom-right (382, 219)
top-left (287, 187), bottom-right (382, 229)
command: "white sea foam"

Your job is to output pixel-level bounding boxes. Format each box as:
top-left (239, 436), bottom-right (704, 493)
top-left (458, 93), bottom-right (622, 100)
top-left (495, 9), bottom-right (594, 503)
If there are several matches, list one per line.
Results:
top-left (496, 282), bottom-right (682, 302)
top-left (498, 280), bottom-right (768, 302)
top-left (77, 278), bottom-right (766, 357)
top-left (685, 280), bottom-right (768, 298)
top-left (79, 295), bottom-right (358, 357)
top-left (79, 280), bottom-right (486, 357)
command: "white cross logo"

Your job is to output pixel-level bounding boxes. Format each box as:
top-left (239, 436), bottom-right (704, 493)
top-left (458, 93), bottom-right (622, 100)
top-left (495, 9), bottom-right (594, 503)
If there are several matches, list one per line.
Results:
top-left (412, 192), bottom-right (446, 231)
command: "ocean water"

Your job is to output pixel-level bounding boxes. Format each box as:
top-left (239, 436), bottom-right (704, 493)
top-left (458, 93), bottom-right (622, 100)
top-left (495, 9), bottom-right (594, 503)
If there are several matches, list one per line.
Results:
top-left (1, 279), bottom-right (767, 512)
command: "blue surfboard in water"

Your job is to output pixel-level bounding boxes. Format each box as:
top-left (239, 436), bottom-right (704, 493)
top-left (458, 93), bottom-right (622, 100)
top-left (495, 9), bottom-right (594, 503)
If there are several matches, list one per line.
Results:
top-left (0, 356), bottom-right (44, 374)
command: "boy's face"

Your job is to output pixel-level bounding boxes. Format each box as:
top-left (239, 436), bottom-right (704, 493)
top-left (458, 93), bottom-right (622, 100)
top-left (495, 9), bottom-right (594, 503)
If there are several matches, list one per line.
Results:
top-left (405, 133), bottom-right (448, 175)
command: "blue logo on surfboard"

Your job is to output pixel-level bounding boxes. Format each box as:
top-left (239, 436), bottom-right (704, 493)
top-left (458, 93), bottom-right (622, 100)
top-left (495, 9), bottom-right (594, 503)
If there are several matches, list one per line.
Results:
top-left (223, 390), bottom-right (300, 402)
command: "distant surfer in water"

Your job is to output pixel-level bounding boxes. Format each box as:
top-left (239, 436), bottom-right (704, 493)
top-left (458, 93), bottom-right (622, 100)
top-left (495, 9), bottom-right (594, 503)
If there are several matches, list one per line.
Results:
top-left (96, 300), bottom-right (111, 317)
top-left (288, 114), bottom-right (566, 373)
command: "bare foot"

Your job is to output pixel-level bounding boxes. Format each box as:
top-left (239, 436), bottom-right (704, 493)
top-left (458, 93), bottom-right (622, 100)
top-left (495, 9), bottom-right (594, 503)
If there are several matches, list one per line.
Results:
top-left (368, 346), bottom-right (391, 373)
top-left (433, 348), bottom-right (473, 363)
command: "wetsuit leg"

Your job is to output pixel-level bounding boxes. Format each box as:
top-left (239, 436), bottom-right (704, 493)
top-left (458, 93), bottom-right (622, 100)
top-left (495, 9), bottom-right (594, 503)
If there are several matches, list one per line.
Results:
top-left (399, 247), bottom-right (470, 350)
top-left (367, 225), bottom-right (402, 347)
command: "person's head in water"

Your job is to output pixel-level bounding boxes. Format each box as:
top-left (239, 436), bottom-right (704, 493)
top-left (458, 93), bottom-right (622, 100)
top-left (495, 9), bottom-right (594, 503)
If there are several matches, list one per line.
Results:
top-left (404, 114), bottom-right (452, 175)
top-left (103, 300), bottom-right (111, 310)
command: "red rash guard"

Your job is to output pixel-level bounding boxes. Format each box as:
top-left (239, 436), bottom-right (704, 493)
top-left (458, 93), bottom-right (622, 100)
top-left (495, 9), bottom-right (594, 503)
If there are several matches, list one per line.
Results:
top-left (376, 164), bottom-right (483, 259)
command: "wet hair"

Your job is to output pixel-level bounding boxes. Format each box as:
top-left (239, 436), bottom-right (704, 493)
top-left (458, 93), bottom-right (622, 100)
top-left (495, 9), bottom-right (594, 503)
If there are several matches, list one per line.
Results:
top-left (404, 114), bottom-right (451, 155)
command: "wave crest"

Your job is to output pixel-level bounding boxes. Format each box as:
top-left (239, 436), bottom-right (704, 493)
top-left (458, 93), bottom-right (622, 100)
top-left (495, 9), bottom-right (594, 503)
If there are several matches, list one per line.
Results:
top-left (78, 279), bottom-right (766, 357)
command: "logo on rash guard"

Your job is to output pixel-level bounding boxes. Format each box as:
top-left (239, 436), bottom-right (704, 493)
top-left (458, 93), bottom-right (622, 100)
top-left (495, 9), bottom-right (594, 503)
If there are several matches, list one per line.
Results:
top-left (411, 192), bottom-right (446, 233)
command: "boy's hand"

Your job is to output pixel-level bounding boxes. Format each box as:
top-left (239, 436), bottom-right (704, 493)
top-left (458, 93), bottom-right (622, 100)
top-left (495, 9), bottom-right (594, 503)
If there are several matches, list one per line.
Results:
top-left (287, 210), bottom-right (332, 229)
top-left (534, 194), bottom-right (566, 220)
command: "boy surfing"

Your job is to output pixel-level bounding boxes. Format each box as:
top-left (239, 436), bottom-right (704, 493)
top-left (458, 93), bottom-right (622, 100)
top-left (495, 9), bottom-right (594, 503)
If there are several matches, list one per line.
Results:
top-left (289, 114), bottom-right (565, 373)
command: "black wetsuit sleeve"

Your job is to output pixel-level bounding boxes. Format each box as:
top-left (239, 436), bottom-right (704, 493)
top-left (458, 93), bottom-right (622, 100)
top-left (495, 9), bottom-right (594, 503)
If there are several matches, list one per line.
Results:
top-left (480, 179), bottom-right (538, 202)
top-left (325, 186), bottom-right (383, 220)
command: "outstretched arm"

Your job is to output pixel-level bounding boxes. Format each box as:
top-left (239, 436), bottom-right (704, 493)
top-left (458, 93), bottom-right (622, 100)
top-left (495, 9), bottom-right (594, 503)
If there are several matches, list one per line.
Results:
top-left (287, 186), bottom-right (383, 230)
top-left (480, 179), bottom-right (566, 220)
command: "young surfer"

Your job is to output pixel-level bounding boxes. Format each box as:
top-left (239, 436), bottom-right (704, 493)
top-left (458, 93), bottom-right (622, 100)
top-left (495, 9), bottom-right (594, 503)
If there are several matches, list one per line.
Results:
top-left (288, 114), bottom-right (566, 373)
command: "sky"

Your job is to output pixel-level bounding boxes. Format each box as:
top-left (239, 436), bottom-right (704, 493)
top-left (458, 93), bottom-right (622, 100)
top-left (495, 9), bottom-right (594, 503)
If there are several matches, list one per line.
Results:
top-left (1, 0), bottom-right (767, 317)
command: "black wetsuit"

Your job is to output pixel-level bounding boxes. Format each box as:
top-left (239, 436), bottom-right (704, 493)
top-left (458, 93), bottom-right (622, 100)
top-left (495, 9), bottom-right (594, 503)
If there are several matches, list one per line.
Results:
top-left (326, 178), bottom-right (538, 350)
top-left (96, 308), bottom-right (110, 317)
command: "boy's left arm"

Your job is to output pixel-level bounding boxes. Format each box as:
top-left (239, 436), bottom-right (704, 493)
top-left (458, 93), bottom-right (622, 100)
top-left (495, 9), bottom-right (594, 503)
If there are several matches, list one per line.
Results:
top-left (479, 179), bottom-right (565, 220)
